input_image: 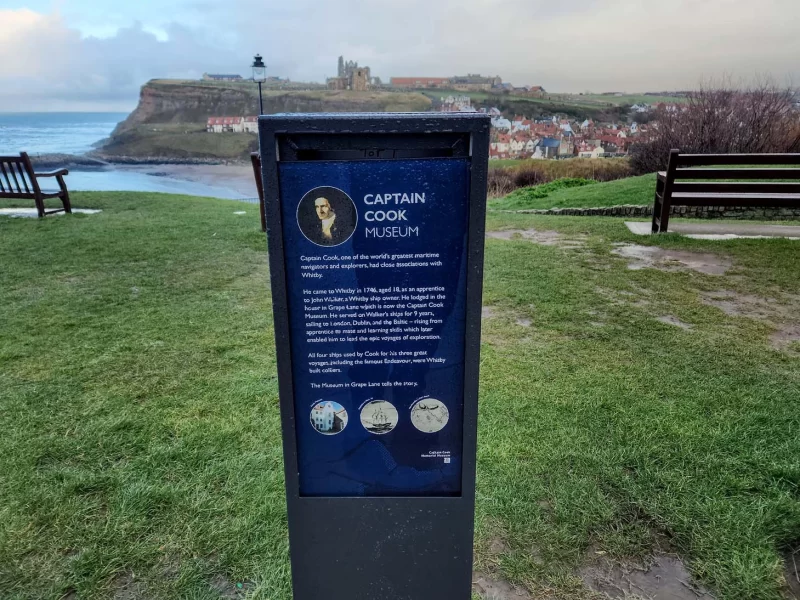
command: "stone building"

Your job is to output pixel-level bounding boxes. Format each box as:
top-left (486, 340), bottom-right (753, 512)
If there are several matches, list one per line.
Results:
top-left (327, 56), bottom-right (371, 91)
top-left (451, 74), bottom-right (502, 91)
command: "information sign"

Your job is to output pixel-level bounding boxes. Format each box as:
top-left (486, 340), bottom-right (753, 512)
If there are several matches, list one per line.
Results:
top-left (259, 113), bottom-right (489, 600)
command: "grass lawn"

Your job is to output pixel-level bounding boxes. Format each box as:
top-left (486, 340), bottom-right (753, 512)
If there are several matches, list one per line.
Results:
top-left (101, 125), bottom-right (260, 160)
top-left (1, 192), bottom-right (799, 599)
top-left (564, 94), bottom-right (688, 106)
top-left (490, 174), bottom-right (657, 210)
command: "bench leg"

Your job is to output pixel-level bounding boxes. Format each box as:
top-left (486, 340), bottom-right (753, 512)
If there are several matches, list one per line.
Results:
top-left (61, 191), bottom-right (72, 214)
top-left (34, 192), bottom-right (45, 218)
top-left (58, 175), bottom-right (72, 214)
top-left (659, 196), bottom-right (671, 233)
top-left (651, 195), bottom-right (662, 233)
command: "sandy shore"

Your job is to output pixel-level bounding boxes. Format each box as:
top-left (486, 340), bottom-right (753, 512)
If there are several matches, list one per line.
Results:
top-left (118, 164), bottom-right (259, 198)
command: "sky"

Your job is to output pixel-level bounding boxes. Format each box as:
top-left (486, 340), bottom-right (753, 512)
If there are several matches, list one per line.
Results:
top-left (1, 0), bottom-right (799, 111)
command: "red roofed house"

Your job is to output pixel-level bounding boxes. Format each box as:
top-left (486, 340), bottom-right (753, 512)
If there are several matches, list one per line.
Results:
top-left (490, 133), bottom-right (512, 158)
top-left (207, 117), bottom-right (244, 133)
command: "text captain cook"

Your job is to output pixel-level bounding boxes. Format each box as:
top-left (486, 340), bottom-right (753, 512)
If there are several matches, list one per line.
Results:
top-left (362, 191), bottom-right (426, 238)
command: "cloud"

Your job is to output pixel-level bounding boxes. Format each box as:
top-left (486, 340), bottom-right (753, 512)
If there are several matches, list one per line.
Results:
top-left (232, 0), bottom-right (800, 90)
top-left (0, 8), bottom-right (241, 111)
top-left (1, 1), bottom-right (799, 111)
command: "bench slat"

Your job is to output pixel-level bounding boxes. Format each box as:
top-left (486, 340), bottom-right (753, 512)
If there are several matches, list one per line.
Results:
top-left (2, 162), bottom-right (20, 193)
top-left (15, 162), bottom-right (31, 194)
top-left (673, 182), bottom-right (800, 194)
top-left (678, 154), bottom-right (800, 166)
top-left (673, 168), bottom-right (800, 180)
top-left (671, 192), bottom-right (800, 206)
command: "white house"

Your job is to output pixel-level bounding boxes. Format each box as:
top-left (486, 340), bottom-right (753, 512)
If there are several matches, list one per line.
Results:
top-left (242, 116), bottom-right (258, 133)
top-left (311, 402), bottom-right (335, 432)
top-left (207, 116), bottom-right (261, 133)
top-left (491, 117), bottom-right (512, 131)
top-left (509, 137), bottom-right (525, 154)
top-left (578, 145), bottom-right (606, 159)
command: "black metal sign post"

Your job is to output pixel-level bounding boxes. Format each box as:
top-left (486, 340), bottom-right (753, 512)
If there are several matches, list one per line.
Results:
top-left (259, 113), bottom-right (490, 600)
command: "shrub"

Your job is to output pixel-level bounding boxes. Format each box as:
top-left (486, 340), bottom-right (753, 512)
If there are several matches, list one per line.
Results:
top-left (630, 78), bottom-right (800, 174)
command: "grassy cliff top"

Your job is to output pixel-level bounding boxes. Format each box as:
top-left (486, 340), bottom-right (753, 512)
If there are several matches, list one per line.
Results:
top-left (491, 174), bottom-right (657, 210)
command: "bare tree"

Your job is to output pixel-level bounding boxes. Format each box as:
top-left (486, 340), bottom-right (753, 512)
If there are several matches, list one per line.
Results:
top-left (630, 77), bottom-right (800, 174)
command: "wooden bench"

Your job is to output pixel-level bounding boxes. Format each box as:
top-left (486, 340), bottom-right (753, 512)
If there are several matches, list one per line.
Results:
top-left (652, 149), bottom-right (800, 233)
top-left (0, 152), bottom-right (71, 218)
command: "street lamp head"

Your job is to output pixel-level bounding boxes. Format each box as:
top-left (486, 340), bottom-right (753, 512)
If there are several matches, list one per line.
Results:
top-left (252, 54), bottom-right (267, 83)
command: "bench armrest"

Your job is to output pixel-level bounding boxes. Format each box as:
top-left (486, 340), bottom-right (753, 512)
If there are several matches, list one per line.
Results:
top-left (35, 169), bottom-right (69, 178)
top-left (657, 171), bottom-right (667, 181)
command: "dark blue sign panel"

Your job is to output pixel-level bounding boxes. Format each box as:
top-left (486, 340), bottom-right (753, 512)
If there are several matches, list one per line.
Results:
top-left (278, 158), bottom-right (470, 497)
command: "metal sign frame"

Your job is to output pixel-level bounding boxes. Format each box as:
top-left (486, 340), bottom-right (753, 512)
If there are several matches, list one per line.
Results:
top-left (259, 112), bottom-right (490, 600)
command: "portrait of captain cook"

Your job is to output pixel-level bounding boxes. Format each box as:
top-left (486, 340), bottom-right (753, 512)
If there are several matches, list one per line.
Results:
top-left (313, 197), bottom-right (345, 245)
top-left (297, 188), bottom-right (357, 247)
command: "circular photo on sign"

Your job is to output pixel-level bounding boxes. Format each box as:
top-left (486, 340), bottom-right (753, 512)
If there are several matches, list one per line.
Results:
top-left (310, 400), bottom-right (348, 435)
top-left (360, 400), bottom-right (399, 435)
top-left (296, 186), bottom-right (357, 247)
top-left (410, 398), bottom-right (449, 434)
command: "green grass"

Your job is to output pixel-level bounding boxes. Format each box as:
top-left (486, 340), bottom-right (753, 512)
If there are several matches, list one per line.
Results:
top-left (101, 124), bottom-right (259, 159)
top-left (491, 174), bottom-right (657, 210)
top-left (566, 93), bottom-right (688, 106)
top-left (489, 159), bottom-right (528, 169)
top-left (489, 178), bottom-right (598, 209)
top-left (1, 193), bottom-right (799, 599)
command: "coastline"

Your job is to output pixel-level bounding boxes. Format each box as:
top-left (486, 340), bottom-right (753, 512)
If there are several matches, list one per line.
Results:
top-left (119, 163), bottom-right (257, 198)
top-left (29, 152), bottom-right (248, 169)
top-left (28, 153), bottom-right (257, 200)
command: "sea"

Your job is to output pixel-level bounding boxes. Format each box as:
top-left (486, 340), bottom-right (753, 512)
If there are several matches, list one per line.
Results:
top-left (0, 113), bottom-right (254, 200)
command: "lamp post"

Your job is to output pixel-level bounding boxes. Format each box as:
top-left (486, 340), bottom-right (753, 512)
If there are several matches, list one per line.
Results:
top-left (252, 54), bottom-right (267, 115)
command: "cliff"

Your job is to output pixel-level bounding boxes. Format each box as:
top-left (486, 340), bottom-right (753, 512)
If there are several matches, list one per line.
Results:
top-left (101, 80), bottom-right (433, 160)
top-left (118, 81), bottom-right (431, 131)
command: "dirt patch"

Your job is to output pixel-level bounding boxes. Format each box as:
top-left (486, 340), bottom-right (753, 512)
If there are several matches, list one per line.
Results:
top-left (210, 574), bottom-right (253, 599)
top-left (772, 325), bottom-right (800, 353)
top-left (657, 315), bottom-right (693, 330)
top-left (487, 229), bottom-right (587, 249)
top-left (473, 572), bottom-right (532, 600)
top-left (112, 571), bottom-right (143, 600)
top-left (784, 549), bottom-right (800, 599)
top-left (483, 306), bottom-right (500, 320)
top-left (483, 306), bottom-right (534, 329)
top-left (487, 536), bottom-right (508, 555)
top-left (579, 551), bottom-right (714, 600)
top-left (700, 291), bottom-right (785, 320)
top-left (612, 244), bottom-right (732, 275)
top-left (699, 291), bottom-right (800, 352)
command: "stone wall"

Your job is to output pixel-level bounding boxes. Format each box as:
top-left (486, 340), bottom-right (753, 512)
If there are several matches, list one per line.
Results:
top-left (503, 205), bottom-right (800, 220)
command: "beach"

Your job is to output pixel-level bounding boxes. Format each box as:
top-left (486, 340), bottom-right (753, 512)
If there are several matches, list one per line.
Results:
top-left (37, 162), bottom-right (260, 200)
top-left (116, 163), bottom-right (258, 198)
